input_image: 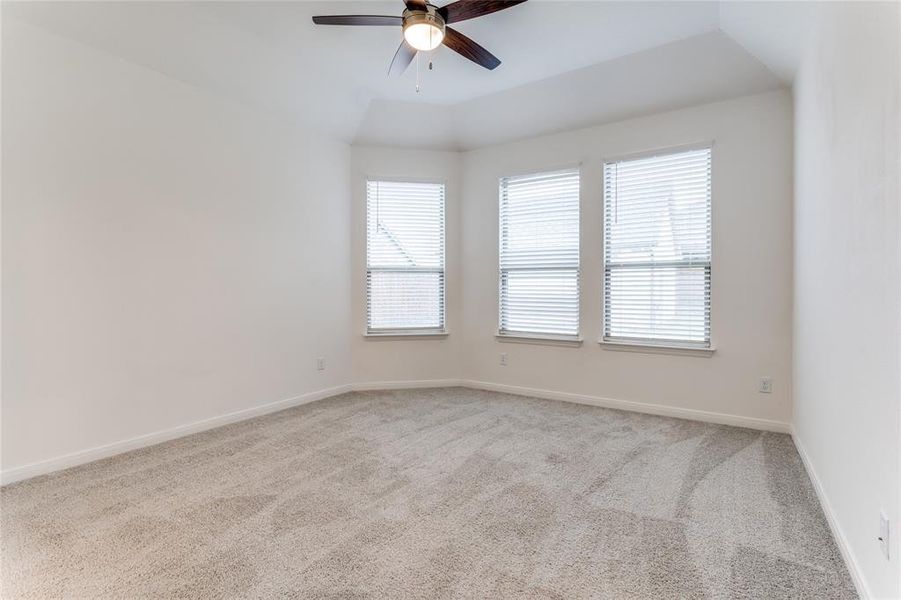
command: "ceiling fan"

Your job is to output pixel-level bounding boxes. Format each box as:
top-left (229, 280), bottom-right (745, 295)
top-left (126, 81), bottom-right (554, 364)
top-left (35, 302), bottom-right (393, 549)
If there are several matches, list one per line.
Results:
top-left (312, 1), bottom-right (527, 76)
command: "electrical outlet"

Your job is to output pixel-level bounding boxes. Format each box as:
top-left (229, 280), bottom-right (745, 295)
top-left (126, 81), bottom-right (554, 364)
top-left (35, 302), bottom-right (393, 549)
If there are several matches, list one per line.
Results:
top-left (500, 353), bottom-right (508, 366)
top-left (316, 357), bottom-right (325, 372)
top-left (758, 376), bottom-right (772, 393)
top-left (879, 512), bottom-right (890, 560)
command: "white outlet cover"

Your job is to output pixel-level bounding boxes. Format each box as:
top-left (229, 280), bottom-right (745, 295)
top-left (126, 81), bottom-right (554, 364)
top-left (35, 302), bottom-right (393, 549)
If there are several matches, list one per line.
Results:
top-left (758, 377), bottom-right (772, 393)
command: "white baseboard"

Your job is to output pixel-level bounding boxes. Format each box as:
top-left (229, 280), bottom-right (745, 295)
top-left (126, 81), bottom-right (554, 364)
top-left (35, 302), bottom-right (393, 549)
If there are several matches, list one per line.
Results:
top-left (352, 378), bottom-right (790, 433)
top-left (352, 379), bottom-right (463, 391)
top-left (0, 384), bottom-right (353, 486)
top-left (460, 380), bottom-right (791, 433)
top-left (791, 431), bottom-right (870, 599)
top-left (1, 377), bottom-right (790, 486)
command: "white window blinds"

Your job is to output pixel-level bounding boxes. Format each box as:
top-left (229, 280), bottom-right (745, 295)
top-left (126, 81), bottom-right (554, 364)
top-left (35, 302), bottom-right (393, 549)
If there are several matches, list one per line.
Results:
top-left (603, 146), bottom-right (712, 347)
top-left (366, 180), bottom-right (445, 333)
top-left (499, 168), bottom-right (580, 338)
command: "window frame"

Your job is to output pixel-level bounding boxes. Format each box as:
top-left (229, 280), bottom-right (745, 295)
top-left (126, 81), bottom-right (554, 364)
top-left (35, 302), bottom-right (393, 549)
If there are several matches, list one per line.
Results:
top-left (599, 142), bottom-right (715, 355)
top-left (365, 176), bottom-right (447, 337)
top-left (496, 165), bottom-right (583, 344)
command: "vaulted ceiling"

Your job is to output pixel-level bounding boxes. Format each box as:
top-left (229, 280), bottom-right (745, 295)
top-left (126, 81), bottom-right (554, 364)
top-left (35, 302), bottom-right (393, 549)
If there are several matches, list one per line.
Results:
top-left (3, 1), bottom-right (811, 150)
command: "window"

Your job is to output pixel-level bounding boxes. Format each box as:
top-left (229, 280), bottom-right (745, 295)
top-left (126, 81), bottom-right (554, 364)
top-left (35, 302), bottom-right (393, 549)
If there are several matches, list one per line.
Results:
top-left (366, 180), bottom-right (445, 334)
top-left (603, 146), bottom-right (712, 348)
top-left (499, 168), bottom-right (580, 339)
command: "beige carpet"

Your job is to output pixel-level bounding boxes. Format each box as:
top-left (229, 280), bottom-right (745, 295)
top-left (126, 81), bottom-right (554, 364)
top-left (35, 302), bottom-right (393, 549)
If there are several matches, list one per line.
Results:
top-left (2, 388), bottom-right (855, 599)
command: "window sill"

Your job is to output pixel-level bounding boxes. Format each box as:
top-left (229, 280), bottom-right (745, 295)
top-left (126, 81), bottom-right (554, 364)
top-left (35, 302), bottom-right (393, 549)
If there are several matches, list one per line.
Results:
top-left (496, 333), bottom-right (583, 347)
top-left (599, 339), bottom-right (715, 357)
top-left (364, 331), bottom-right (448, 340)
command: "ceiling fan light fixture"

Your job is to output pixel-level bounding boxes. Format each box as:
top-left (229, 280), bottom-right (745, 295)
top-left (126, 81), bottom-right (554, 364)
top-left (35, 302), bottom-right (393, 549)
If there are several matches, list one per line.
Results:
top-left (312, 0), bottom-right (525, 74)
top-left (403, 13), bottom-right (445, 51)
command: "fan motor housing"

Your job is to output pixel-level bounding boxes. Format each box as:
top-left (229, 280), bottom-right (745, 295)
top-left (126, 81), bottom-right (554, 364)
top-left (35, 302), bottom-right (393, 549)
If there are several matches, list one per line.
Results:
top-left (402, 6), bottom-right (446, 37)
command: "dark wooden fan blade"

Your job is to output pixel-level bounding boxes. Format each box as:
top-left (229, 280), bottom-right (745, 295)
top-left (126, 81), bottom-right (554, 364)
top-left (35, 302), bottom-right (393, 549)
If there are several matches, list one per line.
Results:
top-left (388, 40), bottom-right (417, 77)
top-left (438, 0), bottom-right (527, 24)
top-left (405, 0), bottom-right (428, 10)
top-left (312, 15), bottom-right (402, 26)
top-left (442, 26), bottom-right (500, 69)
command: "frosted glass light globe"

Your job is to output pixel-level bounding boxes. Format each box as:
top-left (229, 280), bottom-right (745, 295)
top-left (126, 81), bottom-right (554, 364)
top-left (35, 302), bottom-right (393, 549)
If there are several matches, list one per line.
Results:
top-left (404, 22), bottom-right (444, 51)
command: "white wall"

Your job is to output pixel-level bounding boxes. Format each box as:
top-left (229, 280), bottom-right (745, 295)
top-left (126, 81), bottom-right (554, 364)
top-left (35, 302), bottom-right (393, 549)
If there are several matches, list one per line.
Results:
top-left (350, 147), bottom-right (463, 384)
top-left (793, 2), bottom-right (901, 597)
top-left (461, 90), bottom-right (794, 428)
top-left (1, 20), bottom-right (353, 475)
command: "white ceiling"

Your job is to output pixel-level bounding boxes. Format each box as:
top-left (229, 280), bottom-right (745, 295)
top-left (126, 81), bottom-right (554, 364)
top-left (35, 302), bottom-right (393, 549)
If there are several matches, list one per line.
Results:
top-left (718, 1), bottom-right (815, 83)
top-left (356, 31), bottom-right (785, 149)
top-left (3, 1), bottom-right (802, 150)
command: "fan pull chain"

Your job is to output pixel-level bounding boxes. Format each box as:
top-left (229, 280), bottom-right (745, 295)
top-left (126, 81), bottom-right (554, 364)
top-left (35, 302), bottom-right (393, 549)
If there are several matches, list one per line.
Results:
top-left (414, 50), bottom-right (433, 94)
